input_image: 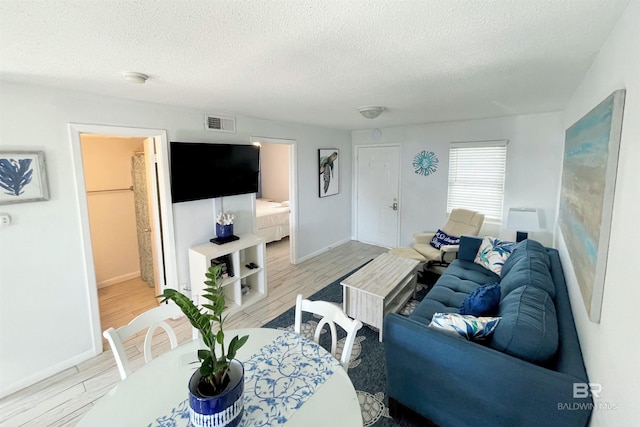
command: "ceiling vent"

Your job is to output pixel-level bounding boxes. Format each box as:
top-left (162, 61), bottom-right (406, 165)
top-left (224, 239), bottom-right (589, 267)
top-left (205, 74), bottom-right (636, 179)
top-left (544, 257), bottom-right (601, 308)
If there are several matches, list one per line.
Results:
top-left (204, 114), bottom-right (236, 133)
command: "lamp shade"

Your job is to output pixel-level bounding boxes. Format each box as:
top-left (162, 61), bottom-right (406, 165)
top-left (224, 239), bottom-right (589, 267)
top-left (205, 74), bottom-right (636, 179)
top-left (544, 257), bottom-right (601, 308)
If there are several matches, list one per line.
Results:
top-left (507, 208), bottom-right (541, 232)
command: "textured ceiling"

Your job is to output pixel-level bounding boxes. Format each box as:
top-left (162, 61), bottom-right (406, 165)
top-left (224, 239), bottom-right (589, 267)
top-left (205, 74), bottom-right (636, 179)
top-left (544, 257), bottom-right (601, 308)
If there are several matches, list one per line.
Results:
top-left (0, 0), bottom-right (630, 130)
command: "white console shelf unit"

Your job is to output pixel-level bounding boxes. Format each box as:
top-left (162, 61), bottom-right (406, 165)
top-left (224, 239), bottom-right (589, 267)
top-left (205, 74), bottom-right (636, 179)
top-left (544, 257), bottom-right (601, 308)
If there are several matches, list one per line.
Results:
top-left (188, 234), bottom-right (267, 314)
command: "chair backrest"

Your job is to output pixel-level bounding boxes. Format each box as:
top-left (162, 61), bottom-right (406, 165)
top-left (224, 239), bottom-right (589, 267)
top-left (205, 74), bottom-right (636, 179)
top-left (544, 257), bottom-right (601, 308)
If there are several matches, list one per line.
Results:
top-left (294, 294), bottom-right (363, 372)
top-left (103, 303), bottom-right (183, 380)
top-left (442, 209), bottom-right (485, 237)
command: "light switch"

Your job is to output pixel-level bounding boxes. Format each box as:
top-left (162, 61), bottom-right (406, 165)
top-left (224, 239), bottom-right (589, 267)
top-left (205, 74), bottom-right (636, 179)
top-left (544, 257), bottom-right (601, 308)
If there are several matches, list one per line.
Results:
top-left (0, 214), bottom-right (11, 227)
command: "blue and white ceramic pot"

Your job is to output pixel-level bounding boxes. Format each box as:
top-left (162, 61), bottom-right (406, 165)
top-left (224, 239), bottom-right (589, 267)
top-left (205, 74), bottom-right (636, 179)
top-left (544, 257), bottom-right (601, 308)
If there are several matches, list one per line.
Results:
top-left (188, 360), bottom-right (244, 427)
top-left (216, 223), bottom-right (234, 238)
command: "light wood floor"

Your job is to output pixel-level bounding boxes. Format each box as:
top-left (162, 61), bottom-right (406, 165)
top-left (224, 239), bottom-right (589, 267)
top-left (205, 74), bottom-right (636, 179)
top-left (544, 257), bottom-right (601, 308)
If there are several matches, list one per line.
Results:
top-left (98, 276), bottom-right (158, 334)
top-left (0, 238), bottom-right (387, 426)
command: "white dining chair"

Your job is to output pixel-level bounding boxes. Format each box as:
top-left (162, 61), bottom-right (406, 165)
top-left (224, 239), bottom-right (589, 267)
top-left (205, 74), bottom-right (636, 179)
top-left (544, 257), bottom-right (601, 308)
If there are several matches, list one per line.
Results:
top-left (103, 303), bottom-right (184, 380)
top-left (294, 294), bottom-right (363, 372)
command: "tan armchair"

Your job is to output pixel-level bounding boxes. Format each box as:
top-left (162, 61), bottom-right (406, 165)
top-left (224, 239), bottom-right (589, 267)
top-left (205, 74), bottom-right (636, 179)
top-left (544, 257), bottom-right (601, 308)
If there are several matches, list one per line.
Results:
top-left (389, 209), bottom-right (485, 269)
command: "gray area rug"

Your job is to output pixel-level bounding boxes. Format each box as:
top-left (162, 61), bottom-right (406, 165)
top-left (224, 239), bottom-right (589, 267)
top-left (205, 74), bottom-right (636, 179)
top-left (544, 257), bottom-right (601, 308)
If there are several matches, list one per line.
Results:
top-left (262, 262), bottom-right (435, 427)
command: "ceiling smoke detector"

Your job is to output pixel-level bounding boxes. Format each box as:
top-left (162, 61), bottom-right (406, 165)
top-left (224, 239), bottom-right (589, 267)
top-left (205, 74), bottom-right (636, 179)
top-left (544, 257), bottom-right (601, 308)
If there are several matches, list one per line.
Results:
top-left (122, 72), bottom-right (149, 84)
top-left (357, 106), bottom-right (385, 119)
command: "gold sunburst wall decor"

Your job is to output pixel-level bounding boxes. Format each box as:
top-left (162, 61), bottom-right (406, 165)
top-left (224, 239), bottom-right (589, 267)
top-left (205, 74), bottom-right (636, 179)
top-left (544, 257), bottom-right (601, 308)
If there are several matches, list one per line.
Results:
top-left (412, 150), bottom-right (439, 176)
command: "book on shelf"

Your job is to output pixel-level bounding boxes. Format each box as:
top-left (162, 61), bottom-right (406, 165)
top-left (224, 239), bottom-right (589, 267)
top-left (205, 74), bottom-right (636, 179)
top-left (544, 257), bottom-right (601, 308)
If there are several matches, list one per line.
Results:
top-left (211, 254), bottom-right (234, 278)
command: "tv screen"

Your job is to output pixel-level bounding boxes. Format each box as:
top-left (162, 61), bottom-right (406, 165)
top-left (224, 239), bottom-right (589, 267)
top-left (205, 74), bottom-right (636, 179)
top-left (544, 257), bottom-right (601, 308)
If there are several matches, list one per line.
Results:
top-left (170, 142), bottom-right (260, 203)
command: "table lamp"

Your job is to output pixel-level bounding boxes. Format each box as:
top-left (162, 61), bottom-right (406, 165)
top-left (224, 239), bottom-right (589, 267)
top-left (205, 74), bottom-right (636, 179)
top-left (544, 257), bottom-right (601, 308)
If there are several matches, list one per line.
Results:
top-left (507, 208), bottom-right (541, 242)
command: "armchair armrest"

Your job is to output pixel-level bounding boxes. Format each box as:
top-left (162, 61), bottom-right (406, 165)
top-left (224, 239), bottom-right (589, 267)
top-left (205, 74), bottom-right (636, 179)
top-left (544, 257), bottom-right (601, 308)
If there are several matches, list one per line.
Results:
top-left (439, 244), bottom-right (460, 263)
top-left (414, 232), bottom-right (435, 244)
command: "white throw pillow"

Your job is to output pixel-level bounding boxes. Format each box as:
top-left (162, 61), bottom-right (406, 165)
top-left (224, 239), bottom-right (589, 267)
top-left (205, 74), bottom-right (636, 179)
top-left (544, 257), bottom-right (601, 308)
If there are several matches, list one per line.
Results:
top-left (428, 313), bottom-right (501, 341)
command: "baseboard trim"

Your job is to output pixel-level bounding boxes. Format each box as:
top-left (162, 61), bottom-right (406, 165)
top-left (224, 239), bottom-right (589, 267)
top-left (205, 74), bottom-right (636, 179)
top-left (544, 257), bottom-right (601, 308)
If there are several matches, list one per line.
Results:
top-left (0, 349), bottom-right (96, 398)
top-left (97, 271), bottom-right (141, 288)
top-left (295, 238), bottom-right (352, 263)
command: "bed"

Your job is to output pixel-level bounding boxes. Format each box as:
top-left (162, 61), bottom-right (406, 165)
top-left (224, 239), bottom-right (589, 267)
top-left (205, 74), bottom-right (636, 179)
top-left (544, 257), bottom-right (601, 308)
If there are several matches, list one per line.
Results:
top-left (255, 198), bottom-right (290, 243)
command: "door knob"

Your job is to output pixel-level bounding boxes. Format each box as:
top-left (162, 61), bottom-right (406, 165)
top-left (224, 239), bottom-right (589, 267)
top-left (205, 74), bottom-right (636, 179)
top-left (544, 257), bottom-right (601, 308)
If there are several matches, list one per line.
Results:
top-left (389, 202), bottom-right (398, 210)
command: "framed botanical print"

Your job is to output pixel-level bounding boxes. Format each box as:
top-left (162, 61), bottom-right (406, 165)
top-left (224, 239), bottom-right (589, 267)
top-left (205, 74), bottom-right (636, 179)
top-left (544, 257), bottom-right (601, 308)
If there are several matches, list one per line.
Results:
top-left (0, 151), bottom-right (49, 205)
top-left (319, 149), bottom-right (339, 197)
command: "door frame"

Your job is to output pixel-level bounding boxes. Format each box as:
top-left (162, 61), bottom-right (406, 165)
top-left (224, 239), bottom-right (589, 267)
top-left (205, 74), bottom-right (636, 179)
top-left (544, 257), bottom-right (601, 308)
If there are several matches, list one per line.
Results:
top-left (249, 136), bottom-right (298, 264)
top-left (68, 123), bottom-right (178, 354)
top-left (353, 143), bottom-right (402, 248)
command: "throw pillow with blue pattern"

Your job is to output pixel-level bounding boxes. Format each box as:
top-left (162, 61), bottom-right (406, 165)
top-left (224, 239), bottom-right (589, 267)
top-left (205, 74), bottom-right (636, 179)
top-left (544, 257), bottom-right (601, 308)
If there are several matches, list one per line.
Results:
top-left (474, 236), bottom-right (516, 276)
top-left (429, 313), bottom-right (501, 341)
top-left (459, 283), bottom-right (501, 316)
top-left (429, 229), bottom-right (461, 249)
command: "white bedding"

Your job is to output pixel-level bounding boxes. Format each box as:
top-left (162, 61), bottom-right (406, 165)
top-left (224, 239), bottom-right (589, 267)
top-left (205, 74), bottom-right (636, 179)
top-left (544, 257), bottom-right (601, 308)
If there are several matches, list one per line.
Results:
top-left (256, 199), bottom-right (290, 229)
top-left (255, 199), bottom-right (290, 243)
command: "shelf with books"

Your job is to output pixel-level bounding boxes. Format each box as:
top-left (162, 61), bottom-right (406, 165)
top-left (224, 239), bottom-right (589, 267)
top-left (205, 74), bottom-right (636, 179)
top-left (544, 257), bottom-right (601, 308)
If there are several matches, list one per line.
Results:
top-left (188, 234), bottom-right (267, 313)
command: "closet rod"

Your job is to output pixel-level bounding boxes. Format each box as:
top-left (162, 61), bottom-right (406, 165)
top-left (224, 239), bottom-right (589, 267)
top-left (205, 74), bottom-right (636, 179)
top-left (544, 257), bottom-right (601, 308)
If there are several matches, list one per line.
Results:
top-left (87, 186), bottom-right (133, 194)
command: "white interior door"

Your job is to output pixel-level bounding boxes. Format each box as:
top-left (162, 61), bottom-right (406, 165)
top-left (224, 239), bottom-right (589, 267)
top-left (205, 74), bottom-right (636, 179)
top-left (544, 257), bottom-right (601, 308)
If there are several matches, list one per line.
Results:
top-left (356, 145), bottom-right (400, 247)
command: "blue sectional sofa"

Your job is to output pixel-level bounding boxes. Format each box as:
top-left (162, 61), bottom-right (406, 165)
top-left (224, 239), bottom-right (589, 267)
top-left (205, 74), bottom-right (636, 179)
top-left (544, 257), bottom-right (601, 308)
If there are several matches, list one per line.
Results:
top-left (384, 236), bottom-right (592, 426)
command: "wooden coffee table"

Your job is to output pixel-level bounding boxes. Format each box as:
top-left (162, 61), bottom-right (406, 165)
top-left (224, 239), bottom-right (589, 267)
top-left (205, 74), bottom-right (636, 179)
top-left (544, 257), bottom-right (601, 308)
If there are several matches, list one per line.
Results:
top-left (341, 253), bottom-right (420, 341)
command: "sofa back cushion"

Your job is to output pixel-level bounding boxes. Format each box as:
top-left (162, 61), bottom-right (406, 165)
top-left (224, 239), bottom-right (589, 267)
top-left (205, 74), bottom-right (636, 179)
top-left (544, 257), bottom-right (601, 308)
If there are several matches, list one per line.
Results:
top-left (490, 285), bottom-right (559, 365)
top-left (499, 240), bottom-right (555, 300)
top-left (501, 239), bottom-right (550, 276)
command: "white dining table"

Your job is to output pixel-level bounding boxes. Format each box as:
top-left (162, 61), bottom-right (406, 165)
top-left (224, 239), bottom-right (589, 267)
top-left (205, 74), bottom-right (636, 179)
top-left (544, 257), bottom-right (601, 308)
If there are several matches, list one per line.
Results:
top-left (78, 328), bottom-right (362, 427)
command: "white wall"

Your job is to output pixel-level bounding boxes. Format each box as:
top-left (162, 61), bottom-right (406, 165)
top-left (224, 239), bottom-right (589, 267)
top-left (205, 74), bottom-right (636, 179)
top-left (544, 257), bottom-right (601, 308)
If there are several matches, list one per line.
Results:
top-left (557, 0), bottom-right (640, 424)
top-left (81, 136), bottom-right (143, 286)
top-left (0, 82), bottom-right (352, 396)
top-left (352, 112), bottom-right (564, 247)
top-left (260, 143), bottom-right (290, 202)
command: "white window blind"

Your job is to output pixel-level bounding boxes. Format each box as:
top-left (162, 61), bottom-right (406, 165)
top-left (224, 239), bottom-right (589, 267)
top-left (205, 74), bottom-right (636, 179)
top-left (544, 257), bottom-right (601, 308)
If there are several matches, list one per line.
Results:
top-left (447, 140), bottom-right (507, 222)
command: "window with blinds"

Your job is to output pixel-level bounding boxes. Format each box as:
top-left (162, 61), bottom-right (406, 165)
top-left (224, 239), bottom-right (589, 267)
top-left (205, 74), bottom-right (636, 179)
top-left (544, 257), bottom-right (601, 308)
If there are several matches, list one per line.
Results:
top-left (447, 140), bottom-right (507, 222)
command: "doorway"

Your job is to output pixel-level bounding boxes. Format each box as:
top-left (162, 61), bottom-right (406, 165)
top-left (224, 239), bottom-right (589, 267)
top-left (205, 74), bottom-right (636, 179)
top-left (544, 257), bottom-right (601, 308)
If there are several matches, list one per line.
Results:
top-left (69, 124), bottom-right (177, 354)
top-left (355, 144), bottom-right (401, 248)
top-left (250, 136), bottom-right (297, 264)
top-left (80, 135), bottom-right (160, 334)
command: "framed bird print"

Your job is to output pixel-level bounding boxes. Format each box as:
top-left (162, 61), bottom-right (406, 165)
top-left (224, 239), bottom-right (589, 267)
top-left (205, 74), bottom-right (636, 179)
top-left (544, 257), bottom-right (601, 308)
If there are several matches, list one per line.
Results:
top-left (0, 151), bottom-right (49, 205)
top-left (319, 149), bottom-right (339, 197)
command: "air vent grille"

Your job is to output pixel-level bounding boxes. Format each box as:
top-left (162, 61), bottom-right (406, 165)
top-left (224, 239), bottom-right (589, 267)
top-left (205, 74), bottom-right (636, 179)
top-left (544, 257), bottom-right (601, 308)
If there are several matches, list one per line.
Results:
top-left (204, 114), bottom-right (236, 133)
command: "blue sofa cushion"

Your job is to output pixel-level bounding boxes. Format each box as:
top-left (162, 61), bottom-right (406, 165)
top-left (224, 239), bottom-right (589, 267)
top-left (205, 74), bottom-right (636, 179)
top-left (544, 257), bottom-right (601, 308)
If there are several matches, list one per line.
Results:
top-left (429, 229), bottom-right (461, 249)
top-left (457, 235), bottom-right (483, 262)
top-left (411, 286), bottom-right (469, 324)
top-left (490, 285), bottom-right (559, 364)
top-left (428, 313), bottom-right (501, 341)
top-left (501, 239), bottom-right (550, 277)
top-left (500, 240), bottom-right (555, 299)
top-left (445, 259), bottom-right (500, 284)
top-left (410, 259), bottom-right (499, 324)
top-left (459, 283), bottom-right (501, 316)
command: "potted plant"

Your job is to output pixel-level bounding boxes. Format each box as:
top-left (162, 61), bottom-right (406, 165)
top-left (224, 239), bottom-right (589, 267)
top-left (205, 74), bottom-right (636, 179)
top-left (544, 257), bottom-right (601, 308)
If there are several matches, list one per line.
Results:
top-left (159, 264), bottom-right (248, 427)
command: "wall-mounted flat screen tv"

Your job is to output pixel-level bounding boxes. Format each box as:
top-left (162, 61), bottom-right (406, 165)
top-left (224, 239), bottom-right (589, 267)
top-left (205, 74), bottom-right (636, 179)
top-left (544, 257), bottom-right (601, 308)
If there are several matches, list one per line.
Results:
top-left (170, 142), bottom-right (260, 203)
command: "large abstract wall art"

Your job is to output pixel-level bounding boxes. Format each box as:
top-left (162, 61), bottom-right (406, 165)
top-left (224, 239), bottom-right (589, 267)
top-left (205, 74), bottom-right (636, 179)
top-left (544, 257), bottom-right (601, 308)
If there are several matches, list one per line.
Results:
top-left (0, 151), bottom-right (49, 205)
top-left (558, 90), bottom-right (626, 323)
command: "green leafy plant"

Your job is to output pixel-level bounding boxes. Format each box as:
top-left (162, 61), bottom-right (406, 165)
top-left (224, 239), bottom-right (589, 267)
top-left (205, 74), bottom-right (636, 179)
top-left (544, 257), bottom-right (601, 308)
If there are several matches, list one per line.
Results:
top-left (159, 264), bottom-right (248, 396)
